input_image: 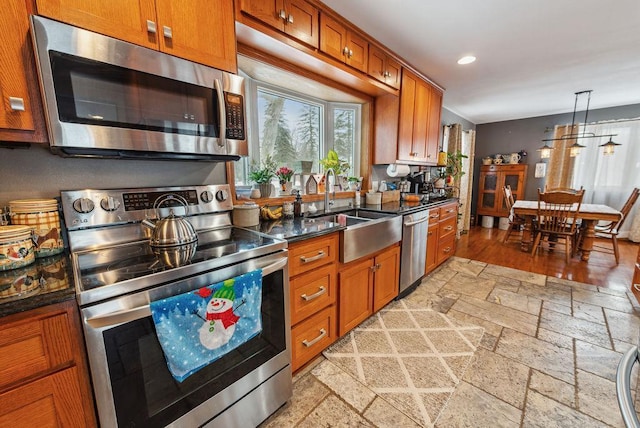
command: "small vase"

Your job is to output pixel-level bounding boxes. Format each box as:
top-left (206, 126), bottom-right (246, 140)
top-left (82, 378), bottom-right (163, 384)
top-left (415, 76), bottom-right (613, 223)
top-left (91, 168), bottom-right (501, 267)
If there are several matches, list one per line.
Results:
top-left (256, 183), bottom-right (272, 198)
top-left (279, 181), bottom-right (293, 196)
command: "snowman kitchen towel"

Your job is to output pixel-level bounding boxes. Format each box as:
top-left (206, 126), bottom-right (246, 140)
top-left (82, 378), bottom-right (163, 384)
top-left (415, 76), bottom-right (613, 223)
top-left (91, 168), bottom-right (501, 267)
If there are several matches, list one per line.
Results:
top-left (150, 269), bottom-right (263, 382)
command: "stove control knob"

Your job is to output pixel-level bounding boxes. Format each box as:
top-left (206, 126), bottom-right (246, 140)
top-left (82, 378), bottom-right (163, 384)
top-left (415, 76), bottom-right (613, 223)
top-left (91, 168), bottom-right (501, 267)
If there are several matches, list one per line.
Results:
top-left (100, 196), bottom-right (121, 212)
top-left (72, 198), bottom-right (95, 214)
top-left (200, 190), bottom-right (214, 203)
top-left (215, 189), bottom-right (228, 202)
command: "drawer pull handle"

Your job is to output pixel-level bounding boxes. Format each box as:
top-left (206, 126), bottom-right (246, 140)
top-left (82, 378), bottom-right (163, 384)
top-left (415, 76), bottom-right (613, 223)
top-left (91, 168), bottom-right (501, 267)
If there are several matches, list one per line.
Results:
top-left (430, 214), bottom-right (440, 219)
top-left (444, 225), bottom-right (453, 231)
top-left (301, 286), bottom-right (326, 301)
top-left (302, 328), bottom-right (327, 347)
top-left (443, 247), bottom-right (452, 253)
top-left (300, 251), bottom-right (326, 263)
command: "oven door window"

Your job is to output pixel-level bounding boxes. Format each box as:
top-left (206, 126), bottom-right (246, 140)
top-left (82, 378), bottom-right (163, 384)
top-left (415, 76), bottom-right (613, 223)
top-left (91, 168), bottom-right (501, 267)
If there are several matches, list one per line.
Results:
top-left (103, 269), bottom-right (285, 427)
top-left (49, 51), bottom-right (219, 137)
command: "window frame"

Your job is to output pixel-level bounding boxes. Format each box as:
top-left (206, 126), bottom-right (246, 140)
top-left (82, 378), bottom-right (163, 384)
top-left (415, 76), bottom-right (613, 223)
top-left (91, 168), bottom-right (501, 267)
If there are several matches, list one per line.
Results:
top-left (233, 78), bottom-right (362, 187)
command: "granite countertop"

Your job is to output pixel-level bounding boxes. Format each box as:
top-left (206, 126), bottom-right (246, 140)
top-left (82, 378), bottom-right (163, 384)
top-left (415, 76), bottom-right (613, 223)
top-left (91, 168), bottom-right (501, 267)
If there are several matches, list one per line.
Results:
top-left (359, 197), bottom-right (458, 215)
top-left (257, 198), bottom-right (457, 243)
top-left (0, 251), bottom-right (75, 318)
top-left (258, 216), bottom-right (346, 243)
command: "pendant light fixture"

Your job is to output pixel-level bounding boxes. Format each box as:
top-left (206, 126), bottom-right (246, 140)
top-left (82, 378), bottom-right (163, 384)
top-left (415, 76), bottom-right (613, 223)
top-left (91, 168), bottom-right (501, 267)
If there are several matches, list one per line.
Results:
top-left (541, 90), bottom-right (620, 156)
top-left (537, 141), bottom-right (554, 159)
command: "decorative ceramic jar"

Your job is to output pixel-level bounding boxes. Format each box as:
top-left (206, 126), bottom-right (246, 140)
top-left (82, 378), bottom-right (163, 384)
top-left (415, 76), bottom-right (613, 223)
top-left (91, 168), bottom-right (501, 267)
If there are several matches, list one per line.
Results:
top-left (9, 199), bottom-right (63, 258)
top-left (0, 225), bottom-right (36, 271)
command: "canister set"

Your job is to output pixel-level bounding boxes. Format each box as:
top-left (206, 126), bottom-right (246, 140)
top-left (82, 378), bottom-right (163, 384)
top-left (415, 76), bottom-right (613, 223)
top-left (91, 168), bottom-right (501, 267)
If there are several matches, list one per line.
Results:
top-left (0, 199), bottom-right (64, 272)
top-left (482, 152), bottom-right (522, 165)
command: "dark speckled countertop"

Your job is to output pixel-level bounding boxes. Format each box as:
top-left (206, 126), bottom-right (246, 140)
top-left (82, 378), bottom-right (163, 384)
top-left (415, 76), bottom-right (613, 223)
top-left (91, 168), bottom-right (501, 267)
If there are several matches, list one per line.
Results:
top-left (0, 252), bottom-right (75, 318)
top-left (258, 216), bottom-right (345, 243)
top-left (256, 198), bottom-right (457, 243)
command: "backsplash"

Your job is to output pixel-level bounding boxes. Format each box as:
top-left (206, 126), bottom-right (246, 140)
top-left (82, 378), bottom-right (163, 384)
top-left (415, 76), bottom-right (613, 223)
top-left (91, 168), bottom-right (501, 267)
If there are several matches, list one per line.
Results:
top-left (0, 144), bottom-right (227, 204)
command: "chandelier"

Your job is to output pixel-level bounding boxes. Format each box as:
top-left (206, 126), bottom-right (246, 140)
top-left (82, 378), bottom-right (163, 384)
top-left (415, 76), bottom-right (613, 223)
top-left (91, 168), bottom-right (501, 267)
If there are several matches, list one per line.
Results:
top-left (537, 90), bottom-right (620, 158)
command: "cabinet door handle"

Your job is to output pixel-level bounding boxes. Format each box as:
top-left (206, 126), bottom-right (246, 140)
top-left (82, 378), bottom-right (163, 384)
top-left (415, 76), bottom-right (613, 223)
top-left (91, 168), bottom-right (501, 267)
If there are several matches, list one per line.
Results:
top-left (444, 225), bottom-right (453, 231)
top-left (302, 328), bottom-right (327, 347)
top-left (443, 247), bottom-right (452, 254)
top-left (301, 286), bottom-right (326, 301)
top-left (383, 71), bottom-right (391, 78)
top-left (348, 49), bottom-right (353, 58)
top-left (146, 20), bottom-right (157, 34)
top-left (279, 9), bottom-right (287, 20)
top-left (343, 46), bottom-right (349, 55)
top-left (163, 26), bottom-right (172, 39)
top-left (8, 97), bottom-right (25, 111)
top-left (287, 14), bottom-right (294, 24)
top-left (300, 250), bottom-right (326, 263)
top-left (370, 263), bottom-right (381, 272)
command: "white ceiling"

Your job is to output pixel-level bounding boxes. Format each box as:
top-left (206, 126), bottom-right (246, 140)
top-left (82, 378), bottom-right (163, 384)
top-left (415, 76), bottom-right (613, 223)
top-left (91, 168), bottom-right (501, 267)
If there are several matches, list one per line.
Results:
top-left (320, 0), bottom-right (640, 124)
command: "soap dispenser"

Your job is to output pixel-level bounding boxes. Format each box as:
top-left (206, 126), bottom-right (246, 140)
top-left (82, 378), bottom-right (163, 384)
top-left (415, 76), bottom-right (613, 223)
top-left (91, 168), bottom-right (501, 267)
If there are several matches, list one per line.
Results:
top-left (293, 191), bottom-right (303, 217)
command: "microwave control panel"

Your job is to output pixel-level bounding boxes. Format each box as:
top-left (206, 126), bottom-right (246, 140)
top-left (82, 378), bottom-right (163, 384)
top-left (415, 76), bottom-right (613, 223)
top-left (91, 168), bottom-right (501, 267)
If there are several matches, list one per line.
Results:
top-left (224, 92), bottom-right (245, 141)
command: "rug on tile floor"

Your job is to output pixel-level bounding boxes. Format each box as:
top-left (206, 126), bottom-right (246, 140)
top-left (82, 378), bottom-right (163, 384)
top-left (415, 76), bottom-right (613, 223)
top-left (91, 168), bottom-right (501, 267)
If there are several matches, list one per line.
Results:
top-left (322, 299), bottom-right (484, 427)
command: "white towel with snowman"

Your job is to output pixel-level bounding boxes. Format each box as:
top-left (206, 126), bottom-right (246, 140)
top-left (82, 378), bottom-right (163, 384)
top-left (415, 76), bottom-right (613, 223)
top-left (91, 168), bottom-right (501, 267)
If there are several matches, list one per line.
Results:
top-left (150, 269), bottom-right (263, 382)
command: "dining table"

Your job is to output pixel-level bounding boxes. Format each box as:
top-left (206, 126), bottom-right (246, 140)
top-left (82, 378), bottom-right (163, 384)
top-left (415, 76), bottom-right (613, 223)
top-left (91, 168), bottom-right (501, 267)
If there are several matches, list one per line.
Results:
top-left (511, 200), bottom-right (623, 261)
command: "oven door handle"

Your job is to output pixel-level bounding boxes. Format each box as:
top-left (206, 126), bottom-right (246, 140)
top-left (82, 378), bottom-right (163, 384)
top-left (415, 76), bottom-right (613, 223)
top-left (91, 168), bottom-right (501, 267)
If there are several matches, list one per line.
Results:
top-left (86, 257), bottom-right (288, 328)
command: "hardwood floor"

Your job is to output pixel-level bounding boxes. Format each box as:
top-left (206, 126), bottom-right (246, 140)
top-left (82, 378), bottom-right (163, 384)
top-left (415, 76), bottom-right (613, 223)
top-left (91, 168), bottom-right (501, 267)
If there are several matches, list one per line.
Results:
top-left (454, 225), bottom-right (639, 290)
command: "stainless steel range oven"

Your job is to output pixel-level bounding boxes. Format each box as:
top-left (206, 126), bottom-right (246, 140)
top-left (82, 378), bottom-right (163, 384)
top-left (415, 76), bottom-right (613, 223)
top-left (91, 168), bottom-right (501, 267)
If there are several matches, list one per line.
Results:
top-left (61, 185), bottom-right (291, 427)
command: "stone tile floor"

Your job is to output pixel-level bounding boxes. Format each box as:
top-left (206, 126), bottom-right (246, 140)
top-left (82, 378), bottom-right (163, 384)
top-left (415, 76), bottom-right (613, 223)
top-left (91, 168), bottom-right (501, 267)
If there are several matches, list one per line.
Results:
top-left (261, 257), bottom-right (640, 427)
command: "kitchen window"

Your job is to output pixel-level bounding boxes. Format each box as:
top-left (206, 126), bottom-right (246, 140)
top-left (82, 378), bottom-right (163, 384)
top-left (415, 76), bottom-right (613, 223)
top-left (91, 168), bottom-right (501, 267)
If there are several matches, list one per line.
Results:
top-left (234, 80), bottom-right (361, 186)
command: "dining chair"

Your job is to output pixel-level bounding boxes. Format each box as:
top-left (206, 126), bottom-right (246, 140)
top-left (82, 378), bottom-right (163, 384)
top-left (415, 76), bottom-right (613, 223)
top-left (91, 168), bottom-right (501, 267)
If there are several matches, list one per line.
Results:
top-left (502, 185), bottom-right (526, 243)
top-left (531, 188), bottom-right (584, 262)
top-left (586, 188), bottom-right (639, 264)
top-left (544, 185), bottom-right (584, 193)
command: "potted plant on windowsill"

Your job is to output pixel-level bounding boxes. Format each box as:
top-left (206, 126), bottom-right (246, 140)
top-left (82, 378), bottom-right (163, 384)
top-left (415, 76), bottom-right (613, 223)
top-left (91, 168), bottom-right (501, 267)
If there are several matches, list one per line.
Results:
top-left (275, 166), bottom-right (294, 195)
top-left (347, 176), bottom-right (361, 191)
top-left (249, 155), bottom-right (277, 198)
top-left (319, 149), bottom-right (350, 190)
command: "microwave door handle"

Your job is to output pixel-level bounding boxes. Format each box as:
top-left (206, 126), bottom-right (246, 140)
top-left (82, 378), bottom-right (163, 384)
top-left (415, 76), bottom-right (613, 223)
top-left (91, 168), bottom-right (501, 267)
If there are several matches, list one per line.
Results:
top-left (214, 79), bottom-right (226, 149)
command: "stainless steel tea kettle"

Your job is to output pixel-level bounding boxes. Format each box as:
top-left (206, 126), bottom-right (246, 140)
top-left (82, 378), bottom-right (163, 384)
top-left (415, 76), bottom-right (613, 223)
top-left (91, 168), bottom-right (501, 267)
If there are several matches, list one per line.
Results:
top-left (142, 194), bottom-right (197, 247)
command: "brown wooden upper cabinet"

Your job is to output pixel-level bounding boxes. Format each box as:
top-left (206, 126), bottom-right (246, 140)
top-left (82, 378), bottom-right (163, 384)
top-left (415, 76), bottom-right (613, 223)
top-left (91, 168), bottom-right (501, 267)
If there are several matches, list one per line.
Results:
top-left (35, 0), bottom-right (238, 72)
top-left (238, 0), bottom-right (319, 48)
top-left (0, 0), bottom-right (47, 143)
top-left (368, 45), bottom-right (401, 89)
top-left (319, 13), bottom-right (368, 73)
top-left (397, 69), bottom-right (442, 164)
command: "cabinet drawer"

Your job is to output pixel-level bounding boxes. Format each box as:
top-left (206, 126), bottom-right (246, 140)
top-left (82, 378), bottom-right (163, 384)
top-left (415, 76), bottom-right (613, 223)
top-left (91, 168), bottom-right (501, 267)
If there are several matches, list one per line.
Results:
top-left (428, 210), bottom-right (441, 222)
top-left (437, 234), bottom-right (456, 264)
top-left (439, 203), bottom-right (457, 220)
top-left (290, 264), bottom-right (336, 325)
top-left (0, 312), bottom-right (73, 389)
top-left (289, 233), bottom-right (338, 277)
top-left (439, 216), bottom-right (457, 240)
top-left (291, 305), bottom-right (337, 372)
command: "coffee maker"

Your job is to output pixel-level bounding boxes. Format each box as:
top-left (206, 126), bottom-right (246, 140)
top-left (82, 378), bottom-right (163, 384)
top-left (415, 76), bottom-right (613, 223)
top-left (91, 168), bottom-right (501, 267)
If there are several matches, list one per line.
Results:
top-left (408, 171), bottom-right (428, 193)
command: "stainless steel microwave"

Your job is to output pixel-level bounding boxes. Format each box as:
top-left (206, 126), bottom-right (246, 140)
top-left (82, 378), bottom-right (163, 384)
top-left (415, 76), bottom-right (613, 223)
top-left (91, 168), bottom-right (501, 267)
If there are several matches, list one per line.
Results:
top-left (30, 15), bottom-right (247, 161)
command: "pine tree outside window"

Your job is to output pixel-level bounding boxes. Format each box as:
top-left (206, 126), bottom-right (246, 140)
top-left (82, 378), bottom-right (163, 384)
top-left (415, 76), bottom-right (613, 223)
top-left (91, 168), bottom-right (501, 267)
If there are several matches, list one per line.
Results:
top-left (234, 80), bottom-right (361, 186)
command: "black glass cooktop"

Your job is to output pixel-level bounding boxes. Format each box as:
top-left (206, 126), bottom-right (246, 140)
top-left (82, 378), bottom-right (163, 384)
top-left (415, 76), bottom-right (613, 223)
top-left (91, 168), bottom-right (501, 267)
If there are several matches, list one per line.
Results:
top-left (75, 227), bottom-right (280, 291)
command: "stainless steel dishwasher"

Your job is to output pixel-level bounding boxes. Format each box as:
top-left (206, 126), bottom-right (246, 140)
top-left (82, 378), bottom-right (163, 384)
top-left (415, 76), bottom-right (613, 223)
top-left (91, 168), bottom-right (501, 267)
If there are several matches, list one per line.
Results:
top-left (399, 208), bottom-right (430, 296)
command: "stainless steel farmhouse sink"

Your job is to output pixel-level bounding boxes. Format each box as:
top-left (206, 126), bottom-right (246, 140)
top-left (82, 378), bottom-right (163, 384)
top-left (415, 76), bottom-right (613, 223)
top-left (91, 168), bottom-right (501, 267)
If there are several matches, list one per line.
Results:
top-left (306, 210), bottom-right (402, 263)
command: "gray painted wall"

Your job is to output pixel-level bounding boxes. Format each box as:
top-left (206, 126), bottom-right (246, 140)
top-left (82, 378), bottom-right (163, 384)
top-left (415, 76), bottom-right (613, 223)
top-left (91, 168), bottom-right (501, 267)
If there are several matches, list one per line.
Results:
top-left (472, 103), bottom-right (640, 216)
top-left (0, 144), bottom-right (227, 204)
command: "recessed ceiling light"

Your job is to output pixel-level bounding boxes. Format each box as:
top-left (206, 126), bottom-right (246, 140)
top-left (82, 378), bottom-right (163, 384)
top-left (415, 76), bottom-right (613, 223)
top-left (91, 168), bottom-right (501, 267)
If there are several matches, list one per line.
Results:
top-left (457, 56), bottom-right (476, 65)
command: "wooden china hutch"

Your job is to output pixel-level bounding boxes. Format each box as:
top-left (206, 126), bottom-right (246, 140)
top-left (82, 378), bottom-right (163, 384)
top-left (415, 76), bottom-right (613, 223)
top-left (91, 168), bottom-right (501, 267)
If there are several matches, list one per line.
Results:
top-left (477, 164), bottom-right (528, 221)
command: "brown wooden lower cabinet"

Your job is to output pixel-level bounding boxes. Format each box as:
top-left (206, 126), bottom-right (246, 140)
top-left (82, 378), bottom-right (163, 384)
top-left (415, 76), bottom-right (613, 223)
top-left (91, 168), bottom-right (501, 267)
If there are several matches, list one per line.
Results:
top-left (288, 233), bottom-right (338, 372)
top-left (338, 244), bottom-right (400, 336)
top-left (426, 201), bottom-right (458, 274)
top-left (288, 233), bottom-right (400, 372)
top-left (0, 300), bottom-right (96, 427)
